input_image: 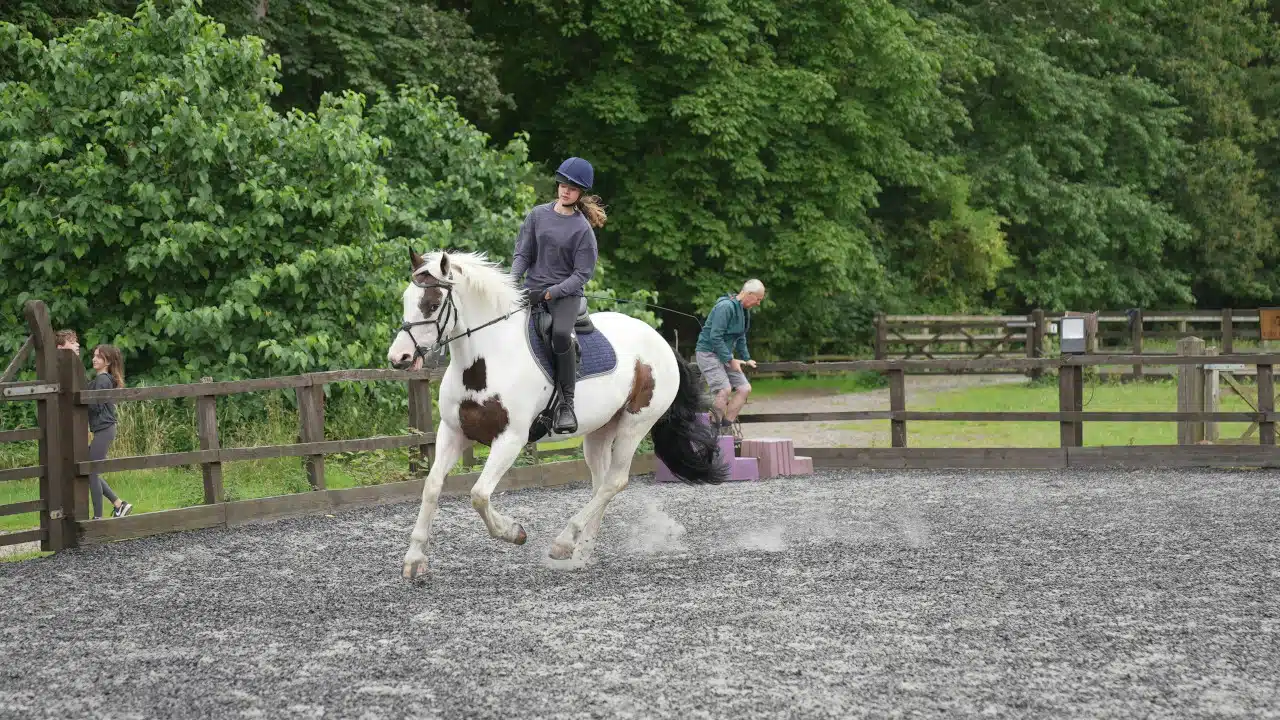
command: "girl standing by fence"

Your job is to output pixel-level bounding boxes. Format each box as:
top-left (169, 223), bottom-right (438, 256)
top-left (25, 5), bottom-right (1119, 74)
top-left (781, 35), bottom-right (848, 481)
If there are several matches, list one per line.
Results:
top-left (87, 345), bottom-right (132, 519)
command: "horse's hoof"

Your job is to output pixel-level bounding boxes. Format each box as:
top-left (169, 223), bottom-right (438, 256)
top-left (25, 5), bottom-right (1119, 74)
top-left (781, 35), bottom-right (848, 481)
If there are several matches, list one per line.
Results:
top-left (402, 559), bottom-right (429, 580)
top-left (512, 524), bottom-right (528, 546)
top-left (549, 539), bottom-right (575, 560)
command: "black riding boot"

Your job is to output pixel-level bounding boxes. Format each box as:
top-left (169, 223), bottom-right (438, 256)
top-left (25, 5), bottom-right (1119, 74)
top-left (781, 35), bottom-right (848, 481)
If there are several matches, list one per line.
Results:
top-left (552, 348), bottom-right (578, 434)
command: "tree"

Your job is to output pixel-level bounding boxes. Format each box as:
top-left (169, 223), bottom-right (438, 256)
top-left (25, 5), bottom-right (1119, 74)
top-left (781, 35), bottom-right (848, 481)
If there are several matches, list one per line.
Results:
top-left (0, 0), bottom-right (511, 121)
top-left (907, 0), bottom-right (1196, 311)
top-left (200, 0), bottom-right (511, 120)
top-left (0, 2), bottom-right (534, 382)
top-left (466, 0), bottom-right (1008, 354)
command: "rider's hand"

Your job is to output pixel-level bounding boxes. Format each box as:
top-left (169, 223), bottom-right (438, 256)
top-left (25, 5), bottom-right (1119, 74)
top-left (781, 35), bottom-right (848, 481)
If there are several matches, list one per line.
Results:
top-left (525, 288), bottom-right (544, 307)
top-left (745, 359), bottom-right (757, 369)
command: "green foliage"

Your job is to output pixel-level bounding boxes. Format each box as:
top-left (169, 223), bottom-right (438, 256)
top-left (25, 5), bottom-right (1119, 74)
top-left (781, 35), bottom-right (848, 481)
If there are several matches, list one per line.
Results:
top-left (364, 85), bottom-right (535, 255)
top-left (6, 0), bottom-right (1280, 369)
top-left (467, 0), bottom-right (1003, 353)
top-left (0, 0), bottom-right (510, 120)
top-left (0, 2), bottom-right (533, 386)
top-left (196, 0), bottom-right (511, 121)
top-left (929, 0), bottom-right (1194, 309)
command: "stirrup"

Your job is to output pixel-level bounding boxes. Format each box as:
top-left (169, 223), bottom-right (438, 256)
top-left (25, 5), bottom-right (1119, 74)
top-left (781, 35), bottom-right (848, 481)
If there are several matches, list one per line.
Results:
top-left (552, 402), bottom-right (577, 434)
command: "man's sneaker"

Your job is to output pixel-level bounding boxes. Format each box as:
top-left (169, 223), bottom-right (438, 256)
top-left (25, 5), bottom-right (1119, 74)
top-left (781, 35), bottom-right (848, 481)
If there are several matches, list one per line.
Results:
top-left (113, 501), bottom-right (133, 518)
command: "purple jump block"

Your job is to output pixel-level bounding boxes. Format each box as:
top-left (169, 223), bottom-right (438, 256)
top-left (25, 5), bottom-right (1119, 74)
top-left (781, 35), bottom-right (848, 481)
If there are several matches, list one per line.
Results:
top-left (739, 437), bottom-right (796, 478)
top-left (731, 456), bottom-right (759, 481)
top-left (717, 435), bottom-right (736, 461)
top-left (791, 456), bottom-right (814, 475)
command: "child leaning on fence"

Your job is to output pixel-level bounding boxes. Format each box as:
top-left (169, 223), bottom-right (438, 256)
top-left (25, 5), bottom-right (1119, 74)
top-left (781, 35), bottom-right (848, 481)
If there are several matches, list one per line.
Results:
top-left (55, 329), bottom-right (79, 356)
top-left (86, 344), bottom-right (132, 519)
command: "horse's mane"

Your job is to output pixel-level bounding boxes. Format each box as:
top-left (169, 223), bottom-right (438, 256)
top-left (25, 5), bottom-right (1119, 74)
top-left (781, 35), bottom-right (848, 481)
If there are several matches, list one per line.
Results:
top-left (430, 250), bottom-right (522, 317)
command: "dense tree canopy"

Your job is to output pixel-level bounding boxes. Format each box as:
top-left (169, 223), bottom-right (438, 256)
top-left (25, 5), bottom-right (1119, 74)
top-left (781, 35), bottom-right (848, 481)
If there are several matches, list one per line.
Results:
top-left (3, 0), bottom-right (1279, 363)
top-left (0, 4), bottom-right (533, 381)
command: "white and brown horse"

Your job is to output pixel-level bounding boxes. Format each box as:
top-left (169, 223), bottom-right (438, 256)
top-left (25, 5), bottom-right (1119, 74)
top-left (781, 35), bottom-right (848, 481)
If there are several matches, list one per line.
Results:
top-left (388, 249), bottom-right (725, 579)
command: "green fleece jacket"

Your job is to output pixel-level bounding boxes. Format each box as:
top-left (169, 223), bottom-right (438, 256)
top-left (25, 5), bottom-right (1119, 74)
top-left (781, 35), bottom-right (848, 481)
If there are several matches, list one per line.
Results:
top-left (695, 294), bottom-right (751, 364)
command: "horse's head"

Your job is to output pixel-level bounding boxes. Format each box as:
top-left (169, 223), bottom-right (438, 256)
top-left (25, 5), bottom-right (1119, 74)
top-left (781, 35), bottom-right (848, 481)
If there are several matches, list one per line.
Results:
top-left (388, 248), bottom-right (457, 370)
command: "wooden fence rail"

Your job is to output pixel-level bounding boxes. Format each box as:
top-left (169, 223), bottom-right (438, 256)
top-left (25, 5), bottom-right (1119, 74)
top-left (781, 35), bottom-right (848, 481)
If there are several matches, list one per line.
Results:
top-left (740, 355), bottom-right (1279, 465)
top-left (8, 296), bottom-right (1280, 553)
top-left (874, 309), bottom-right (1277, 377)
top-left (58, 351), bottom-right (445, 524)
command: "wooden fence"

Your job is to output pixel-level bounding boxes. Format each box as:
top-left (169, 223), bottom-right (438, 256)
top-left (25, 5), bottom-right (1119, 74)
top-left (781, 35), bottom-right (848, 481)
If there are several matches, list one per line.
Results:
top-left (7, 295), bottom-right (1280, 553)
top-left (745, 354), bottom-right (1279, 469)
top-left (0, 300), bottom-right (653, 553)
top-left (874, 312), bottom-right (1047, 366)
top-left (0, 301), bottom-right (66, 552)
top-left (873, 309), bottom-right (1277, 378)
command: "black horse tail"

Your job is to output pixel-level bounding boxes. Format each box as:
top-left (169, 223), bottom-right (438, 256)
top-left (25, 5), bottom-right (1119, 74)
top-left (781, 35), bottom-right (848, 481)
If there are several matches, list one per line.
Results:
top-left (651, 347), bottom-right (729, 485)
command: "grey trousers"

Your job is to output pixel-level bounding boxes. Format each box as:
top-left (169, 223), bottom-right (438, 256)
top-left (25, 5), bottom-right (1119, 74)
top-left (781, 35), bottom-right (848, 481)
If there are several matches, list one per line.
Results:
top-left (89, 424), bottom-right (119, 518)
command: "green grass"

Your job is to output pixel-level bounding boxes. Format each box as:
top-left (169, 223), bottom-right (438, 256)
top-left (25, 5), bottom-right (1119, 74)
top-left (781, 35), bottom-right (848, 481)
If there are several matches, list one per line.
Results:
top-left (748, 371), bottom-right (887, 398)
top-left (835, 377), bottom-right (1260, 447)
top-left (0, 549), bottom-right (51, 564)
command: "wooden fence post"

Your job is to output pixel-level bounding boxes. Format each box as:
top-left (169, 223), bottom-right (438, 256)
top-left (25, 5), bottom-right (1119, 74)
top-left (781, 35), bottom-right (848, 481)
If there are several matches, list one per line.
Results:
top-left (1131, 309), bottom-right (1144, 381)
top-left (888, 369), bottom-right (906, 448)
top-left (296, 380), bottom-right (325, 490)
top-left (1028, 309), bottom-right (1045, 380)
top-left (1201, 353), bottom-right (1220, 443)
top-left (407, 377), bottom-right (433, 475)
top-left (1221, 309), bottom-right (1234, 355)
top-left (1258, 364), bottom-right (1275, 446)
top-left (56, 348), bottom-right (89, 523)
top-left (196, 378), bottom-right (223, 504)
top-left (1058, 361), bottom-right (1083, 447)
top-left (874, 314), bottom-right (887, 361)
top-left (25, 301), bottom-right (66, 551)
top-left (1176, 337), bottom-right (1206, 445)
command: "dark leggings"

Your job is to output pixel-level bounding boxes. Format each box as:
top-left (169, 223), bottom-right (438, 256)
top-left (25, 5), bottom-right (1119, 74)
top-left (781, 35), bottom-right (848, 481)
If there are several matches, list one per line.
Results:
top-left (549, 296), bottom-right (580, 355)
top-left (89, 424), bottom-right (119, 518)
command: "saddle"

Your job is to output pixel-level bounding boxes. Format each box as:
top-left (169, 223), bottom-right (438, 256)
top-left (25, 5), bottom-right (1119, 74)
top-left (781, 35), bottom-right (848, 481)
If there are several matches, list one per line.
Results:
top-left (532, 296), bottom-right (596, 370)
top-left (527, 296), bottom-right (596, 444)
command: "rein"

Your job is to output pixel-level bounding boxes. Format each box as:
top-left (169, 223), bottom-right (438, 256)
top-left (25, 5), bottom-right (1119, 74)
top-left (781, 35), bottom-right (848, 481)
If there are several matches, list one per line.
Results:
top-left (398, 274), bottom-right (711, 364)
top-left (581, 294), bottom-right (707, 329)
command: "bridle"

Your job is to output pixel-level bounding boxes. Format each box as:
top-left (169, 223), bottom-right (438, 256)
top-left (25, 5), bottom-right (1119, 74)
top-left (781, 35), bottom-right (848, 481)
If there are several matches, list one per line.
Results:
top-left (396, 271), bottom-right (526, 363)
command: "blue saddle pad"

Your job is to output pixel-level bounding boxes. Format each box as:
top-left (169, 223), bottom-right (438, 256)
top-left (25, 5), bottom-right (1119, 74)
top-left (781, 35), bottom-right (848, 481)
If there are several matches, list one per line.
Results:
top-left (525, 313), bottom-right (618, 383)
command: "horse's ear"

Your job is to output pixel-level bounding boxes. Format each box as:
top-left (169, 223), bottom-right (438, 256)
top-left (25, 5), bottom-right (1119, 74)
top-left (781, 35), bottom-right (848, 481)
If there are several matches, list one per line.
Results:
top-left (410, 248), bottom-right (425, 274)
top-left (439, 252), bottom-right (451, 279)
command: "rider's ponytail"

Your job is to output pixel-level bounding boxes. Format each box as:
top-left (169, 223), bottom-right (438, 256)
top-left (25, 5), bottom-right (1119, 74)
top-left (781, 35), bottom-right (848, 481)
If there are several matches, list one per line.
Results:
top-left (576, 195), bottom-right (607, 229)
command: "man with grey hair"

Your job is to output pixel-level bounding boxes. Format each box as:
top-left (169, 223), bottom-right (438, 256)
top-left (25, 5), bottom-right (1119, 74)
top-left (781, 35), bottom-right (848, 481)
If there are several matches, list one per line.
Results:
top-left (694, 279), bottom-right (765, 431)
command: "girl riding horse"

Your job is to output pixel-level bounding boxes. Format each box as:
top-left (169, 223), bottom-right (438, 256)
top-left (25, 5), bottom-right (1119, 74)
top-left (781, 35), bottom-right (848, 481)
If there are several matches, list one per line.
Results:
top-left (509, 157), bottom-right (606, 435)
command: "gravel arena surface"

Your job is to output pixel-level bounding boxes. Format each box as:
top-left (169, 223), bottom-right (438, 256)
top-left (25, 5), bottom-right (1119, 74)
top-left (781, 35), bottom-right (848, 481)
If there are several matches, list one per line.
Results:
top-left (2, 468), bottom-right (1278, 719)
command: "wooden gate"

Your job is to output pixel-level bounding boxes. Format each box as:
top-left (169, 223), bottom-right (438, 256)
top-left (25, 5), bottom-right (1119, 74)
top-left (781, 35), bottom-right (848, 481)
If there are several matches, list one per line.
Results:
top-left (0, 301), bottom-right (69, 552)
top-left (1203, 363), bottom-right (1279, 445)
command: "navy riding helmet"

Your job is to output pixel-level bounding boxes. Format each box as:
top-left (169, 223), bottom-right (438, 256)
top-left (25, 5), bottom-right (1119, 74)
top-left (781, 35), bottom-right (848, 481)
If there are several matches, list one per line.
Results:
top-left (554, 157), bottom-right (594, 191)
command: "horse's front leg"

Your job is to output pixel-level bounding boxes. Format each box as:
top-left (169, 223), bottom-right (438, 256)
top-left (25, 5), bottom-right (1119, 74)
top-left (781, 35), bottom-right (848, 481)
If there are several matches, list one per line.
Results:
top-left (469, 431), bottom-right (530, 545)
top-left (403, 422), bottom-right (472, 580)
top-left (550, 423), bottom-right (647, 560)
